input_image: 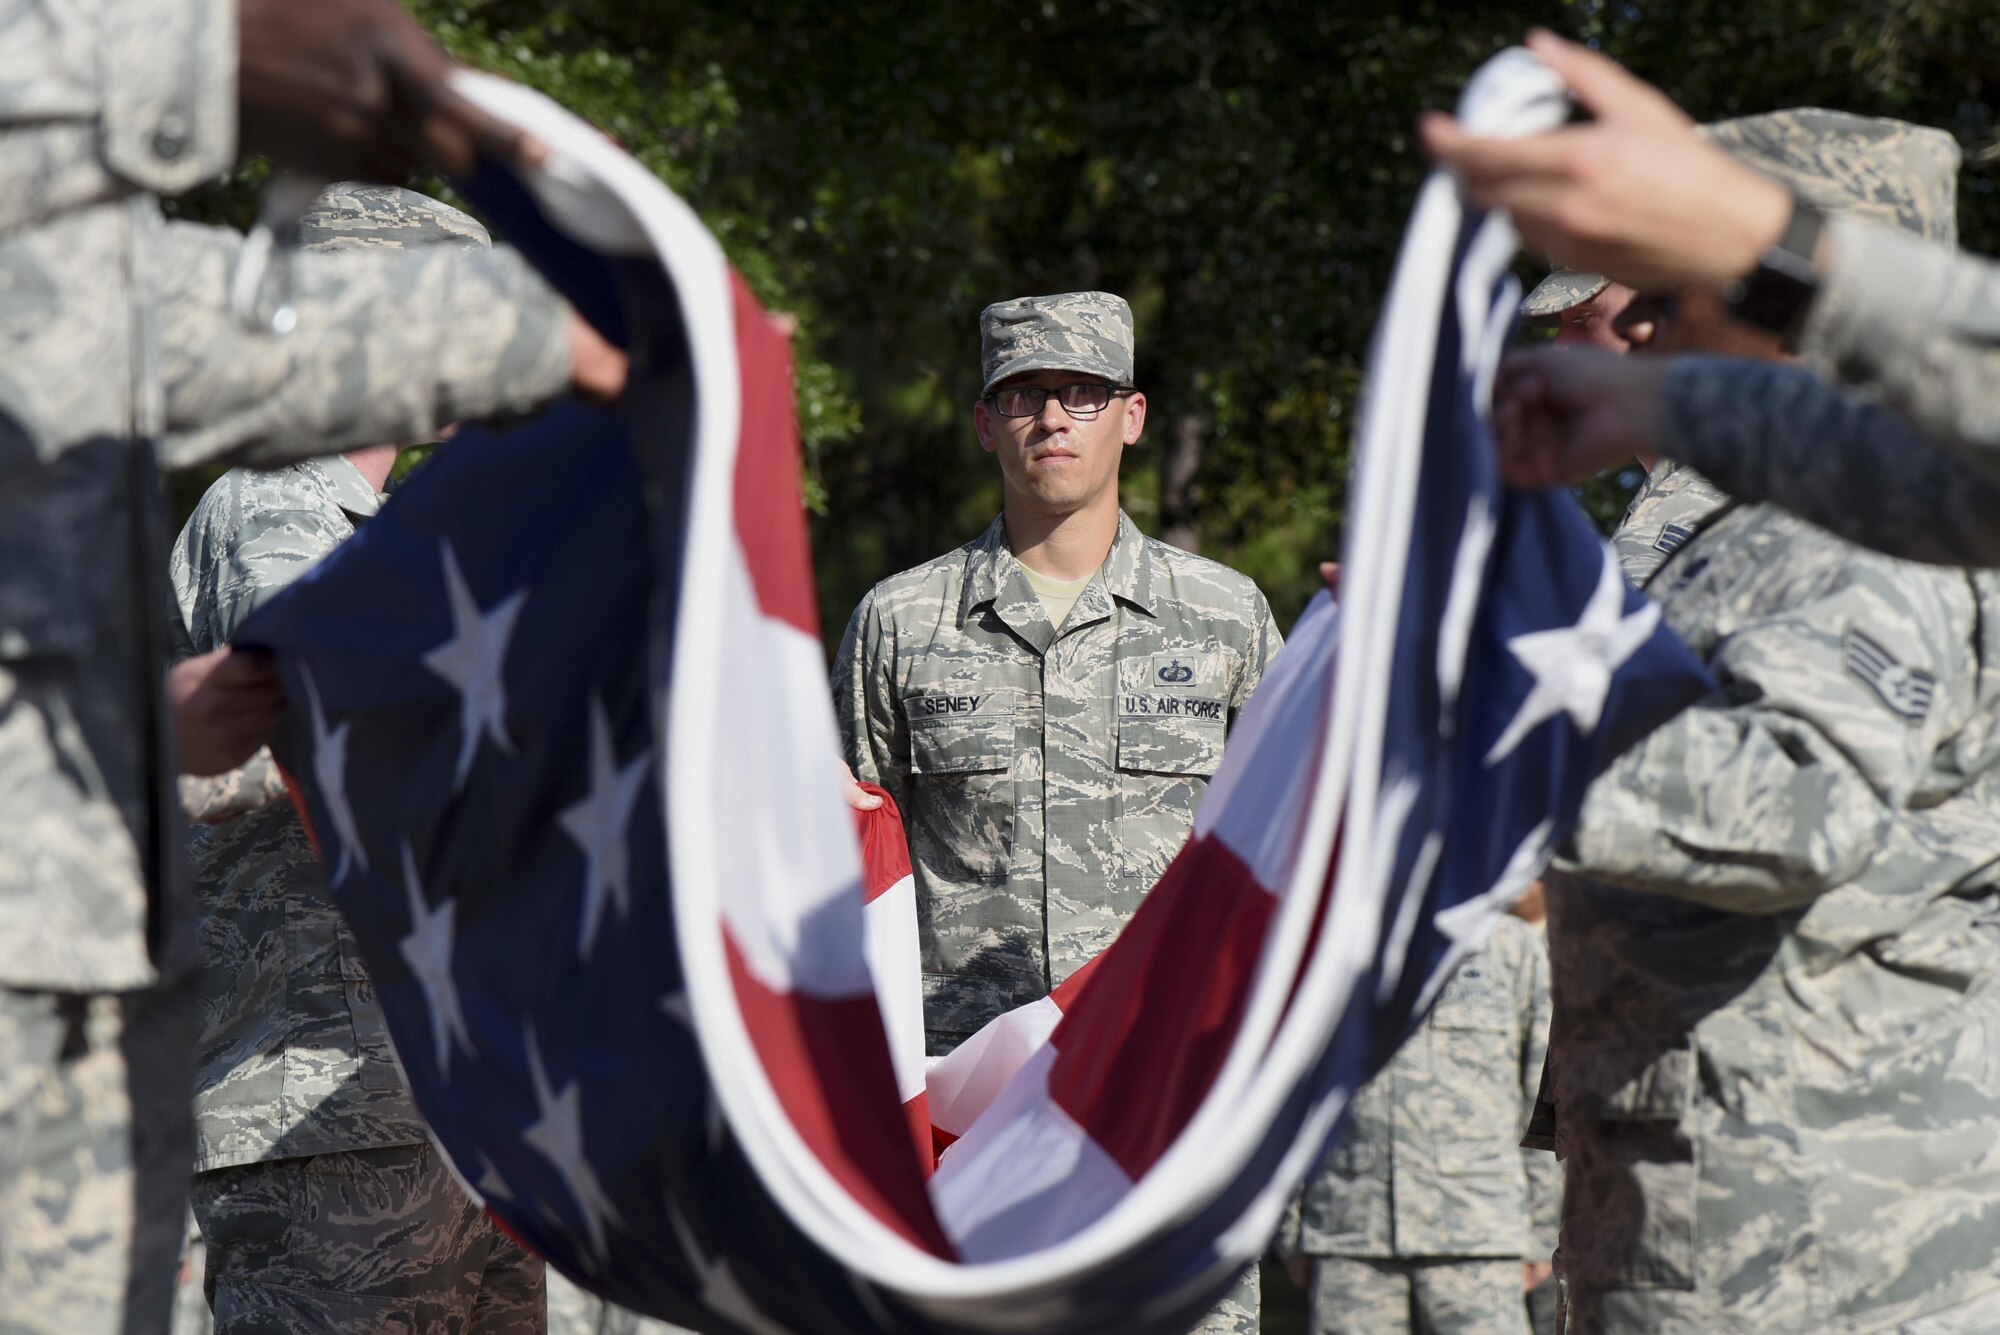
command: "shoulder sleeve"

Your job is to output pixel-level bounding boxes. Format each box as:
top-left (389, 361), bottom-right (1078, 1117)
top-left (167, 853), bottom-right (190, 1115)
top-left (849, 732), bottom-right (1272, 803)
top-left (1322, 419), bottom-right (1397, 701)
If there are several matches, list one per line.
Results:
top-left (153, 222), bottom-right (573, 471)
top-left (177, 471), bottom-right (354, 648)
top-left (1663, 357), bottom-right (2000, 567)
top-left (1796, 219), bottom-right (2000, 461)
top-left (1566, 545), bottom-right (1977, 911)
top-left (0, 0), bottom-right (234, 236)
top-left (1228, 586), bottom-right (1283, 728)
top-left (831, 588), bottom-right (910, 811)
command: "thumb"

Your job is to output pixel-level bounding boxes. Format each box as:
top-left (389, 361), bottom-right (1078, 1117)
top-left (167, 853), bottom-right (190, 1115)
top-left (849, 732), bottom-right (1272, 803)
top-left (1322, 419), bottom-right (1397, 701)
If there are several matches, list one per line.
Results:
top-left (1525, 29), bottom-right (1690, 131)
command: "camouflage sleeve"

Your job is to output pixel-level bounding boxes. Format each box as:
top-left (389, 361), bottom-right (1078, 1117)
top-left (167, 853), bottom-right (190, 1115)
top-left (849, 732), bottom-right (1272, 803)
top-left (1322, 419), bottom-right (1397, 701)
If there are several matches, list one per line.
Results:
top-left (1564, 552), bottom-right (1976, 911)
top-left (0, 0), bottom-right (235, 235)
top-left (830, 590), bottom-right (911, 812)
top-left (1228, 591), bottom-right (1284, 732)
top-left (1663, 357), bottom-right (2000, 567)
top-left (1518, 929), bottom-right (1560, 1258)
top-left (151, 220), bottom-right (573, 472)
top-left (178, 746), bottom-right (290, 824)
top-left (195, 499), bottom-right (356, 645)
top-left (1796, 217), bottom-right (2000, 459)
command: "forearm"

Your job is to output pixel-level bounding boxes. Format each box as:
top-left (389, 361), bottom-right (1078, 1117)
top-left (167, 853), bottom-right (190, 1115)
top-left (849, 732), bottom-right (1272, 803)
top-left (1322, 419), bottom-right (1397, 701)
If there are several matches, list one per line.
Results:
top-left (1663, 357), bottom-right (2000, 567)
top-left (156, 234), bottom-right (571, 471)
top-left (1564, 704), bottom-right (1889, 912)
top-left (1797, 219), bottom-right (2000, 459)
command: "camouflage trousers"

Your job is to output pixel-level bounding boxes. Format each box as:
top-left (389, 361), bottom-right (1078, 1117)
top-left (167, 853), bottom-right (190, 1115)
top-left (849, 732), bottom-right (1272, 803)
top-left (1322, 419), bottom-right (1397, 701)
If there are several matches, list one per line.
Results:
top-left (1309, 1257), bottom-right (1528, 1335)
top-left (0, 981), bottom-right (195, 1335)
top-left (1559, 1274), bottom-right (2000, 1335)
top-left (1188, 1261), bottom-right (1259, 1334)
top-left (544, 1268), bottom-right (696, 1334)
top-left (191, 1141), bottom-right (544, 1333)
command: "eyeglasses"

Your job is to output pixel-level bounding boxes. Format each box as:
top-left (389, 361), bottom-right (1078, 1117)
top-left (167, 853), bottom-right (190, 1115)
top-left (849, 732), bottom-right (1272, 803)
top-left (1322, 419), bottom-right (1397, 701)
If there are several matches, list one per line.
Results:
top-left (985, 382), bottom-right (1135, 419)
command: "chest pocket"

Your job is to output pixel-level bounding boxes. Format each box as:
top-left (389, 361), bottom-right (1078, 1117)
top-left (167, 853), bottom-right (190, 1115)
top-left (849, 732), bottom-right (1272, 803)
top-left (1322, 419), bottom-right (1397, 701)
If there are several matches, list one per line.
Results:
top-left (1423, 960), bottom-right (1523, 1171)
top-left (905, 689), bottom-right (1016, 882)
top-left (1115, 715), bottom-right (1224, 777)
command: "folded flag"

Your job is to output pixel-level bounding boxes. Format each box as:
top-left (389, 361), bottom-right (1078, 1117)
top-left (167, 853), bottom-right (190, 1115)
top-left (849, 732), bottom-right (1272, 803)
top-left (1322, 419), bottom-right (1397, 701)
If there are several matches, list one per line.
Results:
top-left (241, 50), bottom-right (1709, 1333)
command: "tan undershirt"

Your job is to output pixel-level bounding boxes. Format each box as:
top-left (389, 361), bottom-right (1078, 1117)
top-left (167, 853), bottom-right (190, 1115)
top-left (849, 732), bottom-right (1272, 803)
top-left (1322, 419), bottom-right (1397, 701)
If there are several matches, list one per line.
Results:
top-left (1021, 563), bottom-right (1096, 630)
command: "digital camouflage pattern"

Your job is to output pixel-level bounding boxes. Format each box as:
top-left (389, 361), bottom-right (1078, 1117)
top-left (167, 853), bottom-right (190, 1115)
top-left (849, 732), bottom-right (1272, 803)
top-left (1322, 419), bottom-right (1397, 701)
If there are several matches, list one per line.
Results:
top-left (154, 209), bottom-right (569, 473)
top-left (1305, 1257), bottom-right (1529, 1335)
top-left (1524, 108), bottom-right (1956, 317)
top-left (191, 1142), bottom-right (544, 1333)
top-left (1519, 264), bottom-right (1608, 320)
top-left (0, 0), bottom-right (236, 238)
top-left (178, 748), bottom-right (291, 827)
top-left (1640, 110), bottom-right (2000, 567)
top-left (1608, 459), bottom-right (1733, 588)
top-left (1702, 109), bottom-right (1958, 244)
top-left (171, 455), bottom-right (432, 1172)
top-left (0, 16), bottom-right (571, 1313)
top-left (834, 511), bottom-right (1281, 1052)
top-left (0, 178), bottom-right (569, 998)
top-left (0, 982), bottom-right (195, 1335)
top-left (296, 182), bottom-right (494, 251)
top-left (1664, 356), bottom-right (2000, 568)
top-left (979, 290), bottom-right (1136, 394)
top-left (1548, 492), bottom-right (2000, 1333)
top-left (1287, 918), bottom-right (1558, 1265)
top-left (1668, 224), bottom-right (2000, 570)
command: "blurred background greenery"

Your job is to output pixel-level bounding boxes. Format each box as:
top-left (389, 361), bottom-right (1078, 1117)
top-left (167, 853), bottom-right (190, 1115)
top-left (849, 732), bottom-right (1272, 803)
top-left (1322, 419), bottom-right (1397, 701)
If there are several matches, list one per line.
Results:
top-left (169, 0), bottom-right (2000, 648)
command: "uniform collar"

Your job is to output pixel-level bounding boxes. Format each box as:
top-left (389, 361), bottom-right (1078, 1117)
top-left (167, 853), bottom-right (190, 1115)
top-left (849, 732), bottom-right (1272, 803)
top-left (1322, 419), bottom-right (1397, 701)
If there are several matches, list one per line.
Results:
top-left (310, 454), bottom-right (387, 524)
top-left (960, 510), bottom-right (1157, 652)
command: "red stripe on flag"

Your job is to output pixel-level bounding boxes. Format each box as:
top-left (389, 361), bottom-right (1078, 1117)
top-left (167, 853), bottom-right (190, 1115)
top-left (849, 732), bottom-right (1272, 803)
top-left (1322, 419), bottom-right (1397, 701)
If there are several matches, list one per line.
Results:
top-left (1049, 949), bottom-right (1105, 1012)
top-left (854, 785), bottom-right (912, 905)
top-left (1044, 833), bottom-right (1277, 1182)
top-left (723, 928), bottom-right (954, 1257)
top-left (728, 270), bottom-right (818, 637)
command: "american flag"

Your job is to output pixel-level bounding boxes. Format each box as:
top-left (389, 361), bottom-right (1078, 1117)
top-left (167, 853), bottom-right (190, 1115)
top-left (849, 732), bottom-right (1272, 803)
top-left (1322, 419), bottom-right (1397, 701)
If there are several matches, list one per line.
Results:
top-left (241, 52), bottom-right (1708, 1333)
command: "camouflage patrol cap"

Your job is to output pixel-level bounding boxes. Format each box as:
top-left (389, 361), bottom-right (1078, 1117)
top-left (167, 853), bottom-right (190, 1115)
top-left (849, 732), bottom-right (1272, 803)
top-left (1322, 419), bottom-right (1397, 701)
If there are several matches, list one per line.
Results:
top-left (1520, 264), bottom-right (1610, 319)
top-left (1703, 109), bottom-right (1958, 245)
top-left (1522, 109), bottom-right (1960, 316)
top-left (979, 291), bottom-right (1135, 396)
top-left (296, 183), bottom-right (491, 252)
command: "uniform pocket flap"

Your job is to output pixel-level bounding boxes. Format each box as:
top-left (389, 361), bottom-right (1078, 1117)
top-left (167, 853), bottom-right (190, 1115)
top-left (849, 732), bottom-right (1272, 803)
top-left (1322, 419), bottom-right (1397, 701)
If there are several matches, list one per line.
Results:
top-left (1568, 1042), bottom-right (1695, 1121)
top-left (1115, 716), bottom-right (1224, 776)
top-left (908, 718), bottom-right (1011, 776)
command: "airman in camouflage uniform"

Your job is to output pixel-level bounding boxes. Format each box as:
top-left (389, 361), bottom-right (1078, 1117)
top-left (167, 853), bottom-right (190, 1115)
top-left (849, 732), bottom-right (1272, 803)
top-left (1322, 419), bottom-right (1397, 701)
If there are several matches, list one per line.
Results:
top-left (171, 185), bottom-right (563, 1332)
top-left (1281, 916), bottom-right (1558, 1335)
top-left (1462, 41), bottom-right (2000, 568)
top-left (1542, 115), bottom-right (2000, 1334)
top-left (0, 4), bottom-right (583, 1325)
top-left (833, 292), bottom-right (1280, 1334)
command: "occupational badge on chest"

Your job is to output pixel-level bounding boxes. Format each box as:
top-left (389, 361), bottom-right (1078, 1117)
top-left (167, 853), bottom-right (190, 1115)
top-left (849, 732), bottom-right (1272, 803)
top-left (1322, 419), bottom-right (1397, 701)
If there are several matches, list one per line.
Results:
top-left (1122, 653), bottom-right (1225, 721)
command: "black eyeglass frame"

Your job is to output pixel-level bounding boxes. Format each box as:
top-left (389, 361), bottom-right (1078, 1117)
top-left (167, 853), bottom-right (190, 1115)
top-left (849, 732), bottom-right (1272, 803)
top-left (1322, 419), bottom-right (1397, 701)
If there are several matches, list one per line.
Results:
top-left (983, 381), bottom-right (1139, 419)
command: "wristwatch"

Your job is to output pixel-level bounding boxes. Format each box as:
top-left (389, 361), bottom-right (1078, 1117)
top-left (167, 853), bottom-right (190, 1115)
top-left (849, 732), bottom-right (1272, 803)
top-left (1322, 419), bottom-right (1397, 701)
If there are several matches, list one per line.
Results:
top-left (1720, 193), bottom-right (1826, 349)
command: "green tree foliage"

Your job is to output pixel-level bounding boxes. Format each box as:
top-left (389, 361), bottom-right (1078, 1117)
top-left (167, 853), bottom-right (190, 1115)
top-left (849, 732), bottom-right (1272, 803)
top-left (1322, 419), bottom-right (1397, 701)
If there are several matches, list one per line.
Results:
top-left (182, 2), bottom-right (2000, 645)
